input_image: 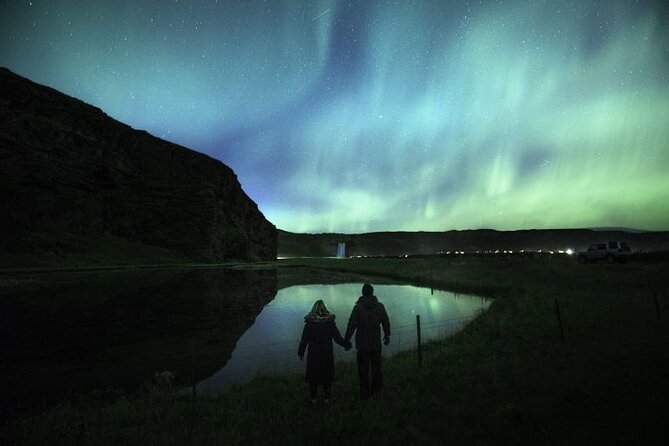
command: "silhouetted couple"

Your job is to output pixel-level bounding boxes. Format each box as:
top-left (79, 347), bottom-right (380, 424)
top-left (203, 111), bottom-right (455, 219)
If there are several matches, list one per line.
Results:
top-left (298, 283), bottom-right (391, 404)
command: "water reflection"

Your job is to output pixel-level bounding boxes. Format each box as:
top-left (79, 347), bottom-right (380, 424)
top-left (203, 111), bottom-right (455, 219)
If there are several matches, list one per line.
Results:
top-left (0, 268), bottom-right (277, 409)
top-left (196, 283), bottom-right (490, 394)
top-left (1, 270), bottom-right (489, 409)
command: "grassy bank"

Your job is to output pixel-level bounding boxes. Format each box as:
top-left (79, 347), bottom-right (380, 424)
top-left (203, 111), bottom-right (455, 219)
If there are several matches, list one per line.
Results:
top-left (7, 256), bottom-right (669, 445)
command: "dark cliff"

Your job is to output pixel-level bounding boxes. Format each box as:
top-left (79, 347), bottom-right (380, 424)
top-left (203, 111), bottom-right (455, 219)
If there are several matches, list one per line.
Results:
top-left (0, 67), bottom-right (276, 266)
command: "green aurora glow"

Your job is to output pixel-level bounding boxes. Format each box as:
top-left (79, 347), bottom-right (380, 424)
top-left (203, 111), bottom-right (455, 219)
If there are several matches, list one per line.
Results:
top-left (1, 0), bottom-right (668, 232)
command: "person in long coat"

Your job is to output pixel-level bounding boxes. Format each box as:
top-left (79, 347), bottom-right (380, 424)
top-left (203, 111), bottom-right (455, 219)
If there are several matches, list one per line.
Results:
top-left (344, 283), bottom-right (391, 399)
top-left (298, 300), bottom-right (351, 404)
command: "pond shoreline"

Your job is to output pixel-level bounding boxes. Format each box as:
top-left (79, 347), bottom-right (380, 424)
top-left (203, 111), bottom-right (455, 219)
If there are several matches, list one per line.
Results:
top-left (0, 265), bottom-right (412, 413)
top-left (6, 256), bottom-right (669, 445)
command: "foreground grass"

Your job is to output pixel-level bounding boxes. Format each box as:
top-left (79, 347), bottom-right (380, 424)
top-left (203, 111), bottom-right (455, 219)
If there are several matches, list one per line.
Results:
top-left (8, 256), bottom-right (669, 445)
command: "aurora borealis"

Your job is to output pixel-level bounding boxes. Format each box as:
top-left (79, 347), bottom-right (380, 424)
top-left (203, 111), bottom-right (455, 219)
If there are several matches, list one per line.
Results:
top-left (1, 1), bottom-right (668, 233)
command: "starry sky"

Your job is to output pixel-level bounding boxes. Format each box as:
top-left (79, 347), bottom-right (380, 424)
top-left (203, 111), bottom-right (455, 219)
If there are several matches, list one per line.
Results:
top-left (1, 0), bottom-right (668, 233)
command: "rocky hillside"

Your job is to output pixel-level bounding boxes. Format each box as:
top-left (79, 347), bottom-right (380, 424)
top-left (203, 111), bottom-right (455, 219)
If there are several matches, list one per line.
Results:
top-left (0, 67), bottom-right (276, 266)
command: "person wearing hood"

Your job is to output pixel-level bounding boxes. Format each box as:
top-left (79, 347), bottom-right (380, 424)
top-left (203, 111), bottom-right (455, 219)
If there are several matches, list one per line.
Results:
top-left (298, 299), bottom-right (351, 404)
top-left (344, 283), bottom-right (391, 399)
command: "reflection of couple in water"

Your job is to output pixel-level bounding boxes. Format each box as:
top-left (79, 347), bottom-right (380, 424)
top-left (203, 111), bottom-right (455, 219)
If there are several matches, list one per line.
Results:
top-left (298, 283), bottom-right (391, 404)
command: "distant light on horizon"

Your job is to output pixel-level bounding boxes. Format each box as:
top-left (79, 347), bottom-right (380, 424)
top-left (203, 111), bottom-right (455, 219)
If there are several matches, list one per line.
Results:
top-left (1, 0), bottom-right (667, 233)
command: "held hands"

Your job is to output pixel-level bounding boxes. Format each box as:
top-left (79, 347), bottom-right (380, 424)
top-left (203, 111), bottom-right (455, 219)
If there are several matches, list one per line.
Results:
top-left (344, 340), bottom-right (352, 351)
top-left (383, 335), bottom-right (390, 346)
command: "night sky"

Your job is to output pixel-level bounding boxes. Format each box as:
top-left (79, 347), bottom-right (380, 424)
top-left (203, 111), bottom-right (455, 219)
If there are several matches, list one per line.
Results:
top-left (1, 1), bottom-right (668, 233)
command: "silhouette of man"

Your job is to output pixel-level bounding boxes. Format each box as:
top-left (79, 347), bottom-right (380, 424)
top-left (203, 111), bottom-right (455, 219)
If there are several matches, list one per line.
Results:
top-left (345, 283), bottom-right (391, 399)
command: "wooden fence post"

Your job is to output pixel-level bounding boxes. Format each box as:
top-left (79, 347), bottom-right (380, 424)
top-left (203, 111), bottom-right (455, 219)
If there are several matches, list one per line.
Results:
top-left (416, 314), bottom-right (423, 369)
top-left (653, 289), bottom-right (661, 322)
top-left (554, 298), bottom-right (565, 342)
top-left (191, 337), bottom-right (197, 398)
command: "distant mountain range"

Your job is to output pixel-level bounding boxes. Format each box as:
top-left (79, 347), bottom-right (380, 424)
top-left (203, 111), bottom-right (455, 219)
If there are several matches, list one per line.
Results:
top-left (278, 228), bottom-right (669, 257)
top-left (588, 227), bottom-right (651, 233)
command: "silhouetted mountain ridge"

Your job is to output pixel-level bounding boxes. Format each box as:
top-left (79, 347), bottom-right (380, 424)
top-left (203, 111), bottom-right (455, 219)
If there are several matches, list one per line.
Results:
top-left (588, 227), bottom-right (650, 233)
top-left (278, 228), bottom-right (669, 257)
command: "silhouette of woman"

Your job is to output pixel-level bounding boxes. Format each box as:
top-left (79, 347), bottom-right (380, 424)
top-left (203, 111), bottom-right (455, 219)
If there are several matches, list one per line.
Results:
top-left (298, 299), bottom-right (351, 404)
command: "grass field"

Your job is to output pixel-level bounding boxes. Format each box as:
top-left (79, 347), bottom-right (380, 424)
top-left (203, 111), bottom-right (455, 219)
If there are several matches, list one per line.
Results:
top-left (5, 255), bottom-right (669, 445)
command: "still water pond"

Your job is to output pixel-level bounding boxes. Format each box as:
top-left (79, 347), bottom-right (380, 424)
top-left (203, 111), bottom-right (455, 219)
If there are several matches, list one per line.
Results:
top-left (1, 269), bottom-right (489, 407)
top-left (196, 283), bottom-right (490, 394)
